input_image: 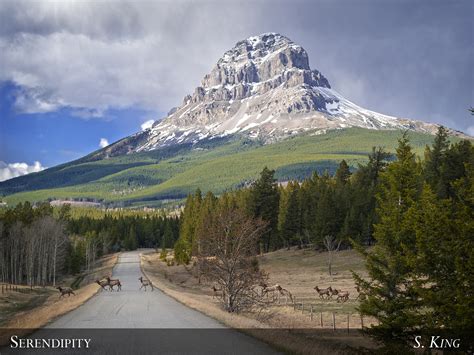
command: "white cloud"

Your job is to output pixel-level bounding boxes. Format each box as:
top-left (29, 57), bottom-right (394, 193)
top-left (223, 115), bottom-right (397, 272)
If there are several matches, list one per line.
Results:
top-left (99, 138), bottom-right (109, 148)
top-left (0, 1), bottom-right (248, 116)
top-left (467, 126), bottom-right (474, 137)
top-left (0, 161), bottom-right (45, 182)
top-left (141, 119), bottom-right (155, 131)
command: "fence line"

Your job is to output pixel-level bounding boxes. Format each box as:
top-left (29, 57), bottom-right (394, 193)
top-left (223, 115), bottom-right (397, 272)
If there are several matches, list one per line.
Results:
top-left (1, 283), bottom-right (36, 294)
top-left (274, 298), bottom-right (371, 330)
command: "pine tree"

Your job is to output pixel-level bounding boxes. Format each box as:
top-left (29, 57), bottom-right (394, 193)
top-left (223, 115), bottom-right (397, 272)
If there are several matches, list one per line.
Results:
top-left (353, 132), bottom-right (422, 344)
top-left (335, 160), bottom-right (351, 185)
top-left (424, 126), bottom-right (449, 197)
top-left (249, 167), bottom-right (280, 252)
top-left (278, 181), bottom-right (301, 248)
top-left (174, 190), bottom-right (201, 263)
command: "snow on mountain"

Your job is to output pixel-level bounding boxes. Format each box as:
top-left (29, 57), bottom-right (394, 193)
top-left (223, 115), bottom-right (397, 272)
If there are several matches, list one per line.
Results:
top-left (101, 33), bottom-right (466, 157)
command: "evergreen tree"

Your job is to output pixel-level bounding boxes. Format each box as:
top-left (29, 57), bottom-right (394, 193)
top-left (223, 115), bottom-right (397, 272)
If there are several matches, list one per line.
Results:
top-left (174, 190), bottom-right (201, 263)
top-left (278, 181), bottom-right (301, 248)
top-left (249, 167), bottom-right (280, 252)
top-left (424, 126), bottom-right (449, 197)
top-left (312, 172), bottom-right (337, 246)
top-left (335, 160), bottom-right (351, 185)
top-left (162, 221), bottom-right (174, 249)
top-left (353, 133), bottom-right (422, 343)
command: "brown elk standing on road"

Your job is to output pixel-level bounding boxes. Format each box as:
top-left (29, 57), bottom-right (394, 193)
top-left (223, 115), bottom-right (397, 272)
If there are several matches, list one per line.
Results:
top-left (314, 286), bottom-right (331, 299)
top-left (56, 286), bottom-right (75, 298)
top-left (96, 279), bottom-right (112, 291)
top-left (138, 276), bottom-right (154, 291)
top-left (106, 277), bottom-right (122, 291)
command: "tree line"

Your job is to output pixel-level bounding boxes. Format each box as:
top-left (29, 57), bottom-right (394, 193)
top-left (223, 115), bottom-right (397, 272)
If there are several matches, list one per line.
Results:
top-left (175, 146), bottom-right (392, 261)
top-left (354, 128), bottom-right (473, 348)
top-left (174, 127), bottom-right (473, 348)
top-left (0, 204), bottom-right (179, 285)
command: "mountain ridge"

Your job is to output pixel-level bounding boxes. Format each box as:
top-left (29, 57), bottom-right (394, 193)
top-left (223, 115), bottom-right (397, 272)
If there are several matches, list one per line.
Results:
top-left (93, 32), bottom-right (467, 161)
top-left (0, 33), bottom-right (470, 206)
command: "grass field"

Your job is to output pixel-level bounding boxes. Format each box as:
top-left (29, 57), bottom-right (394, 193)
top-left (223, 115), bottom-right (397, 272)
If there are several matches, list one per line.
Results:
top-left (1, 128), bottom-right (444, 206)
top-left (141, 247), bottom-right (377, 353)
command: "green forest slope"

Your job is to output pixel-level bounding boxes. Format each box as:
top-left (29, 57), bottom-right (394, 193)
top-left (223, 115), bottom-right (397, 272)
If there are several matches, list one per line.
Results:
top-left (0, 128), bottom-right (447, 206)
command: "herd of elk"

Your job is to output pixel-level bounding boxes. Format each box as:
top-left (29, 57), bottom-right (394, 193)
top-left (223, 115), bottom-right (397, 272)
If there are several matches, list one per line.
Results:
top-left (314, 285), bottom-right (350, 302)
top-left (93, 275), bottom-right (123, 292)
top-left (261, 283), bottom-right (294, 303)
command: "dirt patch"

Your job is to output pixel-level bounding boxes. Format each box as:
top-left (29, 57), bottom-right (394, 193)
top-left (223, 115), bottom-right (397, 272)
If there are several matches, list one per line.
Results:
top-left (0, 253), bottom-right (119, 346)
top-left (141, 249), bottom-right (378, 354)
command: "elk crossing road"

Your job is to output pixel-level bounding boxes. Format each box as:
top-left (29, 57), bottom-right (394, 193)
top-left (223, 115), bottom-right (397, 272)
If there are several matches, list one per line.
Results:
top-left (6, 251), bottom-right (277, 354)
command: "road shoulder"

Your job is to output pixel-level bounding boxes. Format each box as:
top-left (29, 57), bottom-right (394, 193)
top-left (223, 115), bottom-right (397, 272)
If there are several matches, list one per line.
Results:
top-left (0, 253), bottom-right (119, 346)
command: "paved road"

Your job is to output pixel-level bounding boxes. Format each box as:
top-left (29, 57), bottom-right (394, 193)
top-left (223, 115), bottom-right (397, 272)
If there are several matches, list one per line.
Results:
top-left (4, 251), bottom-right (277, 354)
top-left (48, 251), bottom-right (224, 328)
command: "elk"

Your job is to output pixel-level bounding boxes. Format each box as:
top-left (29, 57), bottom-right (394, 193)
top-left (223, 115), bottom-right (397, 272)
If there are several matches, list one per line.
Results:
top-left (96, 279), bottom-right (111, 291)
top-left (328, 286), bottom-right (339, 299)
top-left (337, 291), bottom-right (350, 303)
top-left (106, 276), bottom-right (122, 291)
top-left (138, 276), bottom-right (153, 291)
top-left (56, 286), bottom-right (75, 298)
top-left (314, 286), bottom-right (331, 299)
top-left (262, 284), bottom-right (282, 300)
top-left (279, 287), bottom-right (294, 304)
top-left (211, 285), bottom-right (223, 299)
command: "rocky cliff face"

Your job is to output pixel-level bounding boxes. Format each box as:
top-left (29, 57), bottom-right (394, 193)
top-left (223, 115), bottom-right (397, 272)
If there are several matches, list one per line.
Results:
top-left (98, 33), bottom-right (466, 158)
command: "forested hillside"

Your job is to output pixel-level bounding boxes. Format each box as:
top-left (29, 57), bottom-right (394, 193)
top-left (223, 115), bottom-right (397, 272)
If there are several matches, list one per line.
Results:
top-left (0, 128), bottom-right (448, 207)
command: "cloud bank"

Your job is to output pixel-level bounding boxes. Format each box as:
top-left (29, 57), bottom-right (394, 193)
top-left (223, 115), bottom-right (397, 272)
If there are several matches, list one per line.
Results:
top-left (0, 161), bottom-right (45, 182)
top-left (0, 0), bottom-right (471, 133)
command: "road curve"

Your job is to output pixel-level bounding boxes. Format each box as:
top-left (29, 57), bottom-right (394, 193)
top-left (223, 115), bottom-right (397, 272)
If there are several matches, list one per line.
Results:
top-left (4, 251), bottom-right (277, 354)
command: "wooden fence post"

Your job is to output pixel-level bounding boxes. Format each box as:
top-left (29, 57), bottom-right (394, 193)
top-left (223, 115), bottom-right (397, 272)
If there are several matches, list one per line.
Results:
top-left (301, 302), bottom-right (304, 314)
top-left (310, 305), bottom-right (313, 321)
top-left (360, 315), bottom-right (364, 329)
top-left (320, 312), bottom-right (323, 327)
top-left (347, 314), bottom-right (350, 333)
top-left (332, 312), bottom-right (336, 331)
top-left (293, 297), bottom-right (297, 311)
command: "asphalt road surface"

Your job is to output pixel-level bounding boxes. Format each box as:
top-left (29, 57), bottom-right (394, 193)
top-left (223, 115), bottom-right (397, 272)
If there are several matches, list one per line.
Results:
top-left (5, 251), bottom-right (278, 354)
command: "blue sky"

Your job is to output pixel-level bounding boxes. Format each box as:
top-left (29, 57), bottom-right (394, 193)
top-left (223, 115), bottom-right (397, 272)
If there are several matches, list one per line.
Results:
top-left (0, 81), bottom-right (162, 166)
top-left (0, 0), bottom-right (472, 181)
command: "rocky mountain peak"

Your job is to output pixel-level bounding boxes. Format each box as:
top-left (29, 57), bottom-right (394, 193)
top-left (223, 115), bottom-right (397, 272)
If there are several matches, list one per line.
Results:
top-left (98, 33), bottom-right (460, 157)
top-left (185, 33), bottom-right (330, 107)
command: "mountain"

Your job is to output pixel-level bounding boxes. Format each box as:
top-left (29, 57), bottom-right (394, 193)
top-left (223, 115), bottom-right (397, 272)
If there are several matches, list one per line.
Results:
top-left (0, 33), bottom-right (469, 207)
top-left (92, 32), bottom-right (465, 160)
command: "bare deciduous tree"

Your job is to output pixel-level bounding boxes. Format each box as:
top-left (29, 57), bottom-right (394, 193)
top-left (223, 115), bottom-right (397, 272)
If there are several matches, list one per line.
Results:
top-left (197, 208), bottom-right (269, 313)
top-left (0, 216), bottom-right (68, 286)
top-left (323, 235), bottom-right (341, 276)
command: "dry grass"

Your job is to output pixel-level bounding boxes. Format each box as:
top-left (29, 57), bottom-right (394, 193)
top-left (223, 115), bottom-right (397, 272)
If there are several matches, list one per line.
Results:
top-left (0, 253), bottom-right (119, 346)
top-left (141, 248), bottom-right (378, 354)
